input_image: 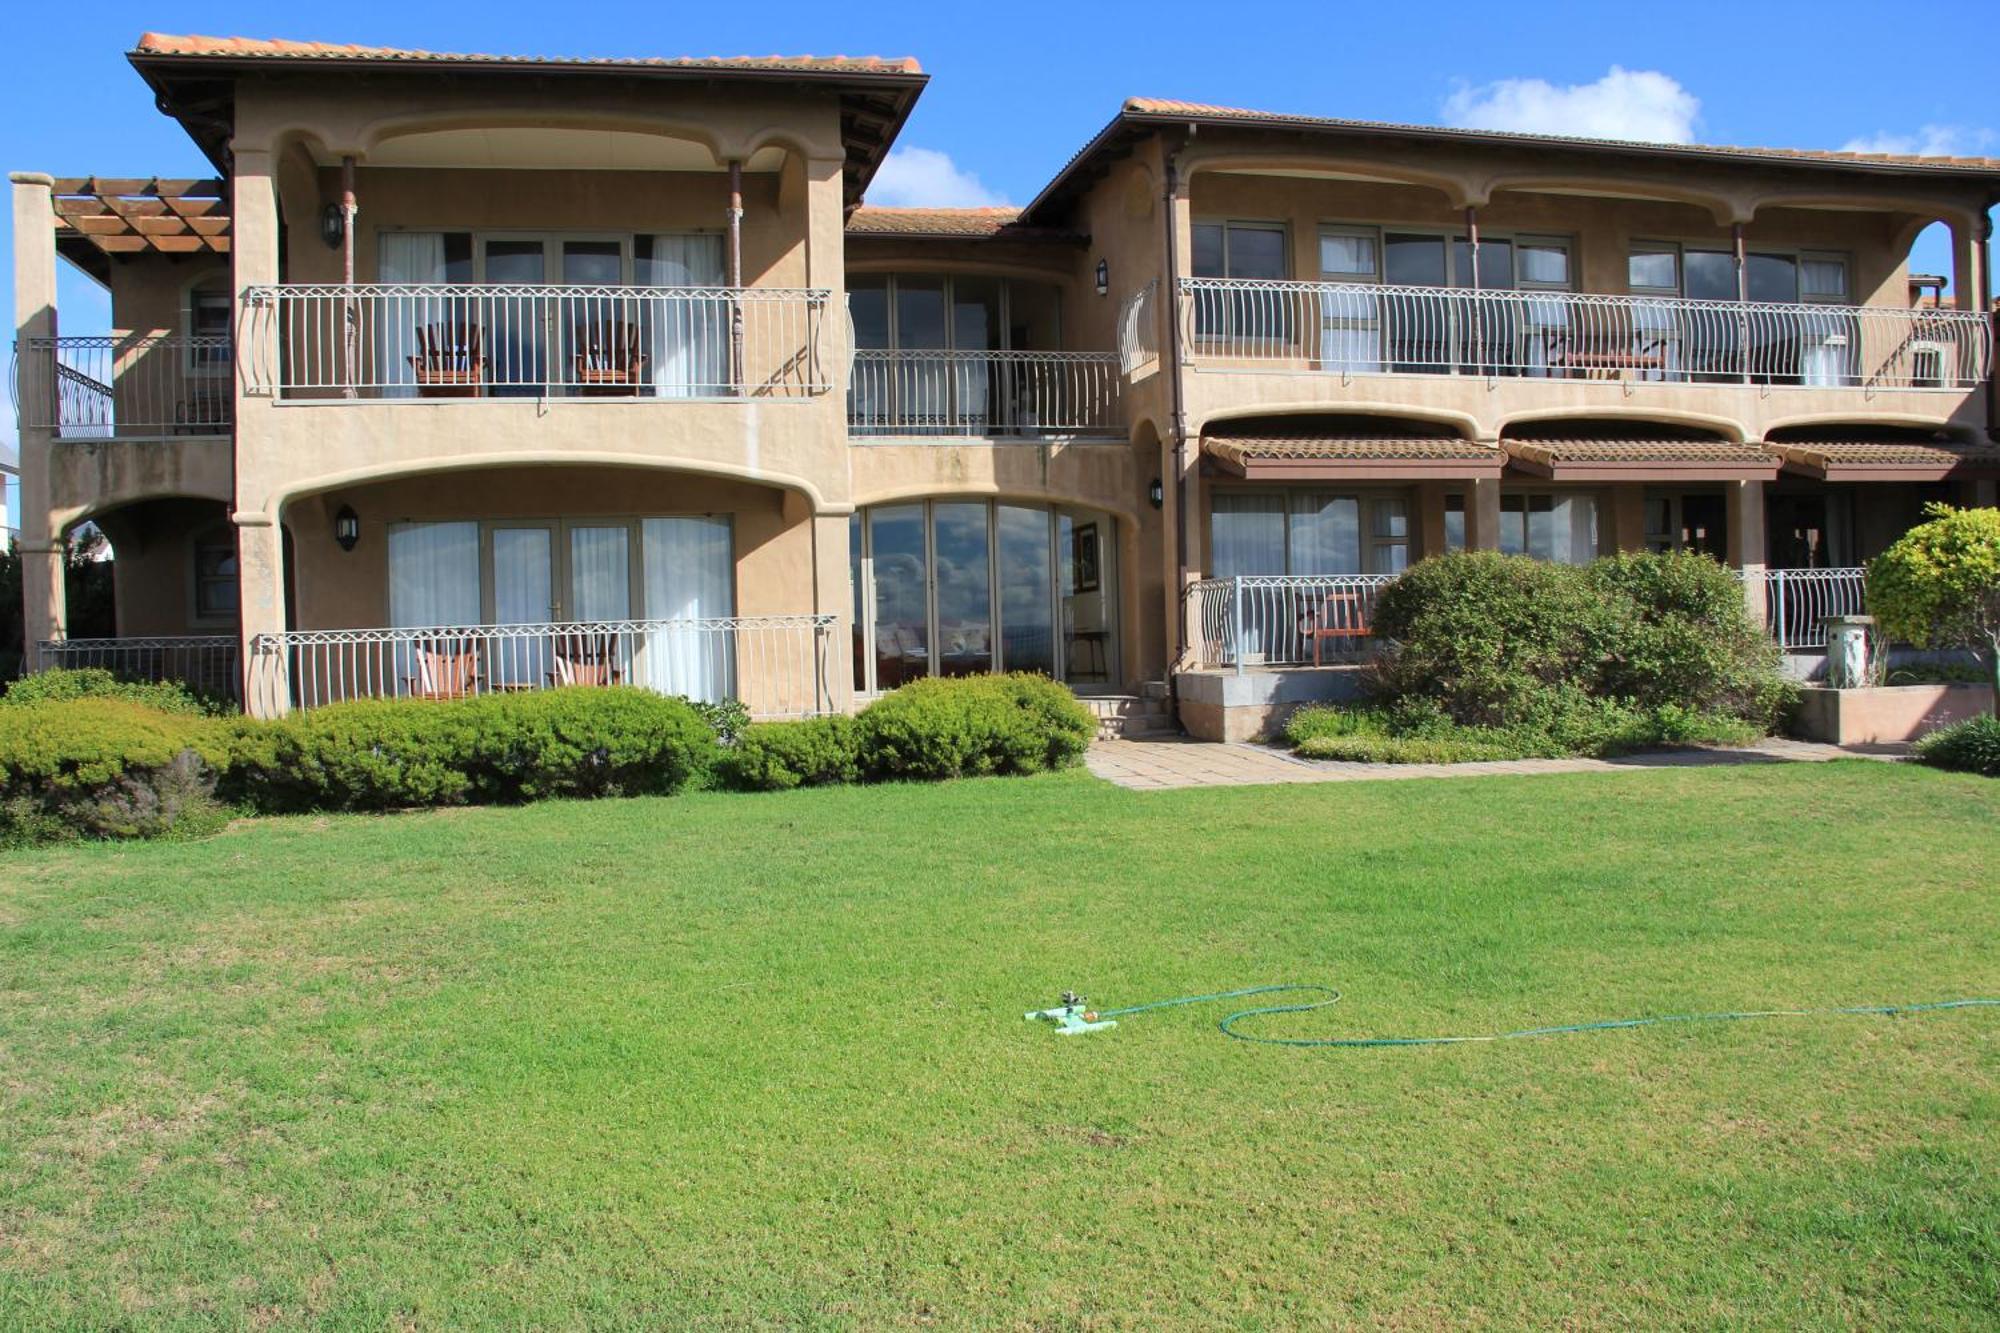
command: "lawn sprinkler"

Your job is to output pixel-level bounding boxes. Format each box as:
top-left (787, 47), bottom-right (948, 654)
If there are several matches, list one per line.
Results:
top-left (1024, 990), bottom-right (1117, 1036)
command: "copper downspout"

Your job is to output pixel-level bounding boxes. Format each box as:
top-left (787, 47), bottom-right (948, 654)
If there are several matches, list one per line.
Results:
top-left (727, 159), bottom-right (746, 397)
top-left (1733, 221), bottom-right (1751, 385)
top-left (340, 155), bottom-right (358, 398)
top-left (1465, 204), bottom-right (1482, 370)
top-left (1162, 144), bottom-right (1193, 677)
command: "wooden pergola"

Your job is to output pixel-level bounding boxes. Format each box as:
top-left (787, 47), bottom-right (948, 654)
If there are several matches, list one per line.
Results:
top-left (50, 177), bottom-right (231, 282)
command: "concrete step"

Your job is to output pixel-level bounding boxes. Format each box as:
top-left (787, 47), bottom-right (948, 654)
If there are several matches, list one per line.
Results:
top-left (1077, 691), bottom-right (1179, 740)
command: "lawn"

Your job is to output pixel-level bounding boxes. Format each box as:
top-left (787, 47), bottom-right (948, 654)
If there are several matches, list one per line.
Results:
top-left (1, 761), bottom-right (1997, 1329)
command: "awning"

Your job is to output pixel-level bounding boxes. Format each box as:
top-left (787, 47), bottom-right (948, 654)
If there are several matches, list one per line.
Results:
top-left (1771, 438), bottom-right (2000, 482)
top-left (1201, 433), bottom-right (1504, 480)
top-left (1503, 437), bottom-right (1780, 481)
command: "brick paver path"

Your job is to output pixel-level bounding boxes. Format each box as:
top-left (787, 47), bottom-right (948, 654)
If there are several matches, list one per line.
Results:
top-left (1086, 735), bottom-right (1896, 790)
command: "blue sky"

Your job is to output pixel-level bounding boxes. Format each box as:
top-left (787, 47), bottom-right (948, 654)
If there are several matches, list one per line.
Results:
top-left (3, 0), bottom-right (1994, 397)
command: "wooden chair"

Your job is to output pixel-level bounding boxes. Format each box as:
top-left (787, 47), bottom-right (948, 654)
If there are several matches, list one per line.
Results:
top-left (549, 633), bottom-right (622, 687)
top-left (1544, 326), bottom-right (1669, 380)
top-left (1304, 592), bottom-right (1371, 666)
top-left (572, 320), bottom-right (649, 394)
top-left (405, 640), bottom-right (481, 700)
top-left (409, 323), bottom-right (486, 397)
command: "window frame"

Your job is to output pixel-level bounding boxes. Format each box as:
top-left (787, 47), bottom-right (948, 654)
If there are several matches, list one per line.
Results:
top-left (189, 523), bottom-right (239, 626)
top-left (1208, 487), bottom-right (1412, 577)
top-left (1625, 239), bottom-right (1852, 303)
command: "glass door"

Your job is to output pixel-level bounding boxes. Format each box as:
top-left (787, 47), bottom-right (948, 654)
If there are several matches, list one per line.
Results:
top-left (487, 522), bottom-right (557, 687)
top-left (869, 504), bottom-right (929, 690)
top-left (559, 239), bottom-right (631, 397)
top-left (481, 240), bottom-right (547, 396)
top-left (1317, 232), bottom-right (1382, 373)
top-left (1383, 234), bottom-right (1448, 371)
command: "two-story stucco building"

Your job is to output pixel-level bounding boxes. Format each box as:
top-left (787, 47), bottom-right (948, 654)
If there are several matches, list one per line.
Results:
top-left (13, 34), bottom-right (2000, 737)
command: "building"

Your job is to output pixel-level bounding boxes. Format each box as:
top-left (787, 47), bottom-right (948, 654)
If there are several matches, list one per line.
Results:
top-left (12, 33), bottom-right (2000, 736)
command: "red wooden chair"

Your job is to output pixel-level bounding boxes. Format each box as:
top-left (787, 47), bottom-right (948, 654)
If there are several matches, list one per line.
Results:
top-left (405, 640), bottom-right (481, 699)
top-left (409, 322), bottom-right (486, 396)
top-left (1305, 592), bottom-right (1371, 665)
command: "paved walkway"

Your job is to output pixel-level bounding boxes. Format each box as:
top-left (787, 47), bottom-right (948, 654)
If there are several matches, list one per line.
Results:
top-left (1086, 735), bottom-right (1898, 790)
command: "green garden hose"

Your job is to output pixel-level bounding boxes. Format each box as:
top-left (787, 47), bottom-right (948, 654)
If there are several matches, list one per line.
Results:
top-left (1089, 985), bottom-right (2000, 1048)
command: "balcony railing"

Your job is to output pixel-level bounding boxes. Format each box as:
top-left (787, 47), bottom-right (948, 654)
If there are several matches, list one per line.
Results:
top-left (1118, 279), bottom-right (1160, 374)
top-left (249, 614), bottom-right (836, 718)
top-left (241, 285), bottom-right (832, 399)
top-left (846, 350), bottom-right (1123, 437)
top-left (1751, 567), bottom-right (1867, 650)
top-left (1189, 574), bottom-right (1397, 671)
top-left (13, 336), bottom-right (233, 438)
top-left (35, 635), bottom-right (241, 702)
top-left (1177, 279), bottom-right (1992, 391)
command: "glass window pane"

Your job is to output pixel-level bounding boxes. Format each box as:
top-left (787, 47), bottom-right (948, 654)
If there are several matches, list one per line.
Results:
top-left (1193, 223), bottom-right (1225, 278)
top-left (1520, 244), bottom-right (1569, 287)
top-left (933, 502), bottom-right (992, 677)
top-left (1498, 494), bottom-right (1528, 556)
top-left (850, 514), bottom-right (867, 690)
top-left (1227, 226), bottom-right (1288, 280)
top-left (492, 528), bottom-right (554, 625)
top-left (1628, 249), bottom-right (1678, 291)
top-left (569, 525), bottom-right (631, 622)
top-left (848, 276), bottom-right (890, 349)
top-left (1372, 498), bottom-right (1409, 539)
top-left (1453, 237), bottom-right (1514, 290)
top-left (1060, 509), bottom-right (1116, 684)
top-left (895, 276), bottom-right (948, 349)
top-left (388, 521), bottom-right (481, 627)
top-left (1746, 253), bottom-right (1799, 304)
top-left (1210, 493), bottom-right (1286, 577)
top-left (1684, 250), bottom-right (1737, 301)
top-left (561, 240), bottom-right (623, 285)
top-left (870, 505), bottom-right (928, 689)
top-left (1320, 232), bottom-right (1377, 279)
top-left (1385, 234), bottom-right (1447, 286)
top-left (639, 516), bottom-right (735, 702)
top-left (996, 504), bottom-right (1054, 677)
top-left (1288, 494), bottom-right (1361, 575)
top-left (1443, 495), bottom-right (1466, 551)
top-left (1801, 257), bottom-right (1847, 301)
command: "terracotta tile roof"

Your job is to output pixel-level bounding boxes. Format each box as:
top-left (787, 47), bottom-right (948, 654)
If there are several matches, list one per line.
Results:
top-left (1120, 98), bottom-right (2000, 172)
top-left (132, 32), bottom-right (922, 75)
top-left (1203, 433), bottom-right (1503, 477)
top-left (847, 207), bottom-right (1022, 237)
top-left (1772, 438), bottom-right (2000, 477)
top-left (1506, 438), bottom-right (1775, 466)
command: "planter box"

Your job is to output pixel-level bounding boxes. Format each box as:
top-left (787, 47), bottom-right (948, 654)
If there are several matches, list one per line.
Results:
top-left (1792, 683), bottom-right (1994, 746)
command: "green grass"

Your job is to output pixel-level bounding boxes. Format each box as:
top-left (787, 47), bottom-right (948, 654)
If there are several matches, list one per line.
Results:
top-left (2, 762), bottom-right (1997, 1328)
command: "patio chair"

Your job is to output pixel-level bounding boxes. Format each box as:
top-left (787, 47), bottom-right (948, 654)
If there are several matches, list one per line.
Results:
top-left (409, 322), bottom-right (486, 397)
top-left (549, 632), bottom-right (623, 687)
top-left (405, 640), bottom-right (481, 700)
top-left (1544, 326), bottom-right (1669, 381)
top-left (572, 320), bottom-right (649, 394)
top-left (1304, 591), bottom-right (1371, 666)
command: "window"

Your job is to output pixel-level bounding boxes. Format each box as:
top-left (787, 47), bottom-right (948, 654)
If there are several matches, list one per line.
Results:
top-left (1644, 493), bottom-right (1726, 560)
top-left (1210, 492), bottom-right (1407, 576)
top-left (1370, 499), bottom-right (1410, 574)
top-left (192, 529), bottom-right (238, 621)
top-left (186, 283), bottom-right (232, 374)
top-left (845, 273), bottom-right (1065, 433)
top-left (1192, 221), bottom-right (1290, 342)
top-left (1499, 493), bottom-right (1598, 565)
top-left (1443, 494), bottom-right (1466, 551)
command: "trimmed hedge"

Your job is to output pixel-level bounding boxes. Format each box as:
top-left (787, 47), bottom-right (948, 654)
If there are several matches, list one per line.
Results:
top-left (715, 716), bottom-right (863, 791)
top-left (1912, 714), bottom-right (2000, 777)
top-left (1, 667), bottom-right (216, 716)
top-left (854, 674), bottom-right (1095, 780)
top-left (0, 698), bottom-right (229, 845)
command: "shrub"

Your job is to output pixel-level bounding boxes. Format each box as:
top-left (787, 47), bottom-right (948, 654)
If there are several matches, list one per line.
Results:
top-left (0, 698), bottom-right (227, 846)
top-left (1868, 505), bottom-right (2000, 715)
top-left (1282, 704), bottom-right (1392, 746)
top-left (855, 674), bottom-right (1095, 781)
top-left (2, 666), bottom-right (215, 716)
top-left (1293, 732), bottom-right (1524, 764)
top-left (1588, 551), bottom-right (1794, 729)
top-left (222, 688), bottom-right (714, 812)
top-left (687, 696), bottom-right (751, 747)
top-left (1912, 714), bottom-right (2000, 777)
top-left (716, 716), bottom-right (863, 791)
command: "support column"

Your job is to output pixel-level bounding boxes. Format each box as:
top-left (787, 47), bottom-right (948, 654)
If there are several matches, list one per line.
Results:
top-left (810, 511), bottom-right (855, 714)
top-left (1608, 487), bottom-right (1649, 553)
top-left (12, 171), bottom-right (63, 652)
top-left (1466, 475), bottom-right (1503, 550)
top-left (236, 514), bottom-right (289, 717)
top-left (231, 150), bottom-right (284, 712)
top-left (1949, 220), bottom-right (1982, 329)
top-left (1726, 479), bottom-right (1768, 629)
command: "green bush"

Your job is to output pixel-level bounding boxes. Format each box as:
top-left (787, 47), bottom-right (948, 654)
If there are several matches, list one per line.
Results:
top-left (2, 666), bottom-right (215, 716)
top-left (1912, 714), bottom-right (2000, 777)
top-left (464, 688), bottom-right (715, 801)
top-left (1293, 732), bottom-right (1524, 764)
top-left (687, 696), bottom-right (751, 746)
top-left (856, 674), bottom-right (1095, 781)
top-left (716, 716), bottom-right (863, 791)
top-left (1588, 551), bottom-right (1794, 729)
top-left (1283, 704), bottom-right (1392, 746)
top-left (0, 698), bottom-right (228, 846)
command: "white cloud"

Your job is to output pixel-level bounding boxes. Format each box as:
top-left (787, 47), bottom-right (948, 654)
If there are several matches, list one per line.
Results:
top-left (867, 147), bottom-right (1009, 208)
top-left (1840, 124), bottom-right (1995, 158)
top-left (1443, 67), bottom-right (1700, 145)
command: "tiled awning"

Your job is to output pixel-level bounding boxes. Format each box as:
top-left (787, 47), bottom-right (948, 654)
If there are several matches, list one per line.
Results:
top-left (1201, 433), bottom-right (1504, 479)
top-left (1770, 438), bottom-right (2000, 481)
top-left (1503, 438), bottom-right (1779, 481)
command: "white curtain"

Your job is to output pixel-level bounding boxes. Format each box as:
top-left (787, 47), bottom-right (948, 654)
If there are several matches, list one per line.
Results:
top-left (569, 526), bottom-right (632, 621)
top-left (1287, 494), bottom-right (1361, 575)
top-left (643, 235), bottom-right (727, 397)
top-left (378, 233), bottom-right (448, 397)
top-left (640, 516), bottom-right (735, 702)
top-left (1508, 495), bottom-right (1599, 565)
top-left (388, 521), bottom-right (480, 627)
top-left (1317, 236), bottom-right (1381, 373)
top-left (489, 527), bottom-right (554, 689)
top-left (1210, 494), bottom-right (1285, 578)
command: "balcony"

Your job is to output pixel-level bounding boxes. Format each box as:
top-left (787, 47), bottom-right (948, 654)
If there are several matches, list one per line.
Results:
top-left (241, 285), bottom-right (832, 400)
top-left (1175, 279), bottom-right (1992, 392)
top-left (13, 335), bottom-right (233, 439)
top-left (846, 349), bottom-right (1124, 438)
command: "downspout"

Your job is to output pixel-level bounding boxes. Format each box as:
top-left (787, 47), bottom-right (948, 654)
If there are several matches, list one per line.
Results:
top-left (340, 155), bottom-right (358, 399)
top-left (1162, 138), bottom-right (1194, 690)
top-left (1981, 206), bottom-right (1996, 442)
top-left (1465, 204), bottom-right (1482, 370)
top-left (1733, 221), bottom-right (1751, 385)
top-left (727, 159), bottom-right (746, 397)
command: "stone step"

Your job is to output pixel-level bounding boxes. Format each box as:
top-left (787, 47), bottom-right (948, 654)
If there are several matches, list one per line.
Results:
top-left (1077, 691), bottom-right (1179, 740)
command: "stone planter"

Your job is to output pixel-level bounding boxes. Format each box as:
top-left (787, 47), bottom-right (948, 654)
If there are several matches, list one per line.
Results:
top-left (1792, 683), bottom-right (1995, 746)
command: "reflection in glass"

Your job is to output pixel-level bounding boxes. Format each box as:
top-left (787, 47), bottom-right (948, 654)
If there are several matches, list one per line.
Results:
top-left (933, 502), bottom-right (992, 677)
top-left (997, 505), bottom-right (1054, 676)
top-left (483, 240), bottom-right (546, 396)
top-left (1060, 508), bottom-right (1116, 684)
top-left (870, 505), bottom-right (928, 689)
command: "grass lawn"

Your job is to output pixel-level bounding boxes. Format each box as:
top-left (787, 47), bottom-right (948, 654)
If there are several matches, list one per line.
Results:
top-left (2, 761), bottom-right (1997, 1329)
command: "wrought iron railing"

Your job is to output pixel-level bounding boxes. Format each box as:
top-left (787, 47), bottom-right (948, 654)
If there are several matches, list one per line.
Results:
top-left (1118, 279), bottom-right (1160, 374)
top-left (1188, 574), bottom-right (1397, 671)
top-left (1177, 279), bottom-right (1991, 390)
top-left (846, 349), bottom-right (1123, 436)
top-left (249, 614), bottom-right (836, 718)
top-left (13, 336), bottom-right (233, 438)
top-left (241, 285), bottom-right (832, 399)
top-left (35, 635), bottom-right (241, 702)
top-left (1751, 567), bottom-right (1868, 650)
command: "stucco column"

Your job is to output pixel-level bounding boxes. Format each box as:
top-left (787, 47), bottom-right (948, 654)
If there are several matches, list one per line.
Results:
top-left (811, 511), bottom-right (855, 714)
top-left (12, 171), bottom-right (63, 650)
top-left (1466, 476), bottom-right (1503, 550)
top-left (1949, 220), bottom-right (1982, 323)
top-left (1607, 486), bottom-right (1649, 553)
top-left (1726, 480), bottom-right (1768, 628)
top-left (236, 513), bottom-right (289, 717)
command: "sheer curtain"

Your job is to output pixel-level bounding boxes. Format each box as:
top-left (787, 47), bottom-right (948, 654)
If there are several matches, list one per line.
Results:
top-left (388, 520), bottom-right (481, 696)
top-left (1210, 495), bottom-right (1285, 662)
top-left (643, 235), bottom-right (727, 397)
top-left (1286, 494), bottom-right (1361, 574)
top-left (379, 233), bottom-right (447, 397)
top-left (640, 516), bottom-right (735, 702)
top-left (568, 526), bottom-right (632, 621)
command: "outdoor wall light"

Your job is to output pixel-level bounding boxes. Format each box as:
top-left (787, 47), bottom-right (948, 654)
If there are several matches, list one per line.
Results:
top-left (1148, 478), bottom-right (1164, 509)
top-left (1095, 259), bottom-right (1110, 296)
top-left (333, 505), bottom-right (360, 552)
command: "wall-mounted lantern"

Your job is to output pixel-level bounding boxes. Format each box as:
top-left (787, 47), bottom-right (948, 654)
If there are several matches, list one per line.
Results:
top-left (1148, 478), bottom-right (1164, 510)
top-left (334, 504), bottom-right (360, 552)
top-left (1095, 259), bottom-right (1110, 297)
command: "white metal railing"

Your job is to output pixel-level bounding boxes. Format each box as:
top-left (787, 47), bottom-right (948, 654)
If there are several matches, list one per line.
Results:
top-left (1189, 574), bottom-right (1396, 671)
top-left (13, 336), bottom-right (233, 437)
top-left (847, 350), bottom-right (1122, 436)
top-left (1118, 279), bottom-right (1160, 375)
top-left (35, 636), bottom-right (241, 702)
top-left (249, 614), bottom-right (836, 719)
top-left (1752, 567), bottom-right (1868, 650)
top-left (241, 285), bottom-right (832, 399)
top-left (1177, 279), bottom-right (1992, 391)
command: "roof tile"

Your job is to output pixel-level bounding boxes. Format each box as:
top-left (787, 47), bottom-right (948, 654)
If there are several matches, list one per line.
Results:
top-left (132, 32), bottom-right (922, 75)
